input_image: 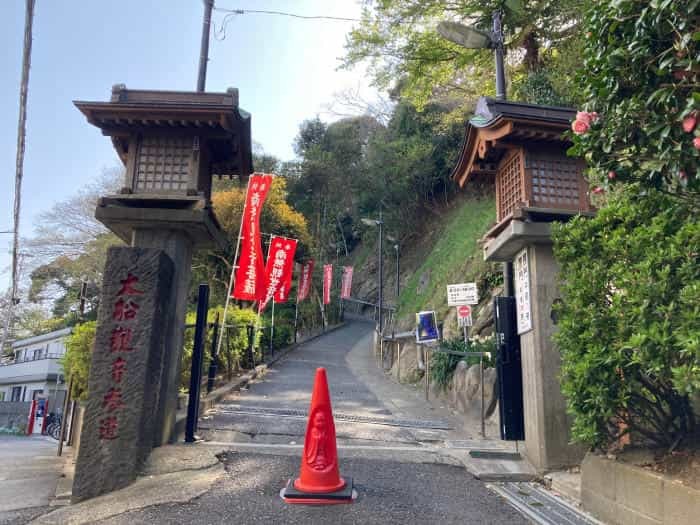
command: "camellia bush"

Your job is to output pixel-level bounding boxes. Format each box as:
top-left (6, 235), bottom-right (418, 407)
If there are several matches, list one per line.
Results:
top-left (554, 0), bottom-right (700, 453)
top-left (568, 0), bottom-right (699, 198)
top-left (553, 189), bottom-right (699, 451)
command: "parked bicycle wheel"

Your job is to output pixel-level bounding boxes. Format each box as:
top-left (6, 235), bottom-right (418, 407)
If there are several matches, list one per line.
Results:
top-left (49, 421), bottom-right (61, 440)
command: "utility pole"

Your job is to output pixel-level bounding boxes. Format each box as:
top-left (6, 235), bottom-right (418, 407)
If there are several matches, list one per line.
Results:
top-left (197, 0), bottom-right (214, 92)
top-left (2, 0), bottom-right (35, 354)
top-left (377, 209), bottom-right (384, 335)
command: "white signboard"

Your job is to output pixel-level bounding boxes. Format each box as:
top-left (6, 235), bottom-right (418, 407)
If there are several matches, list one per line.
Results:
top-left (514, 248), bottom-right (532, 334)
top-left (447, 283), bottom-right (479, 306)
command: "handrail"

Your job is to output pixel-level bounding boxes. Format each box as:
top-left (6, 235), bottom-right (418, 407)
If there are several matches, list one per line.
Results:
top-left (0, 353), bottom-right (64, 366)
top-left (342, 296), bottom-right (396, 311)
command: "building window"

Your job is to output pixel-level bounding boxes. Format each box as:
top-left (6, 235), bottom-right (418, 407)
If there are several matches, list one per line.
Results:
top-left (31, 389), bottom-right (44, 400)
top-left (0, 391), bottom-right (5, 401)
top-left (11, 386), bottom-right (22, 402)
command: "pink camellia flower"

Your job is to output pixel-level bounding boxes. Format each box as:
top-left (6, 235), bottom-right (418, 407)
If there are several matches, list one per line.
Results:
top-left (694, 137), bottom-right (700, 150)
top-left (608, 171), bottom-right (616, 180)
top-left (592, 186), bottom-right (605, 195)
top-left (683, 113), bottom-right (697, 133)
top-left (572, 119), bottom-right (590, 135)
top-left (576, 111), bottom-right (593, 125)
top-left (678, 171), bottom-right (688, 187)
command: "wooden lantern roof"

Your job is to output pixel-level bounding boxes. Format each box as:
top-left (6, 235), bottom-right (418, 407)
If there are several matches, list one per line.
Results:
top-left (74, 85), bottom-right (253, 178)
top-left (451, 97), bottom-right (576, 187)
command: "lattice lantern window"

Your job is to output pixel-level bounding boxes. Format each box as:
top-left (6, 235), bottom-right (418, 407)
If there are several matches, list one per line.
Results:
top-left (525, 151), bottom-right (586, 211)
top-left (133, 136), bottom-right (195, 193)
top-left (495, 148), bottom-right (588, 223)
top-left (496, 150), bottom-right (525, 223)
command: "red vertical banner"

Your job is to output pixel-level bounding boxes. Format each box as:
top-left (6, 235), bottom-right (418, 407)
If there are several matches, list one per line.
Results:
top-left (259, 236), bottom-right (297, 312)
top-left (297, 259), bottom-right (315, 302)
top-left (274, 239), bottom-right (298, 304)
top-left (340, 266), bottom-right (354, 299)
top-left (323, 264), bottom-right (333, 305)
top-left (232, 174), bottom-right (273, 301)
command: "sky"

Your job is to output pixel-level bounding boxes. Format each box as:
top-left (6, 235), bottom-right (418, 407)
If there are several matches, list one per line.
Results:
top-left (0, 0), bottom-right (375, 292)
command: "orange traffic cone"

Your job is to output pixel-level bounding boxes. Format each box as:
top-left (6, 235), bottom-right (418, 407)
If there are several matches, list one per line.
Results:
top-left (281, 367), bottom-right (354, 504)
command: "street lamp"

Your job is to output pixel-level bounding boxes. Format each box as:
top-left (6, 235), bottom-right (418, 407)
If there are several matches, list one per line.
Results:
top-left (437, 11), bottom-right (506, 100)
top-left (361, 214), bottom-right (384, 334)
top-left (387, 235), bottom-right (400, 299)
top-left (394, 243), bottom-right (400, 298)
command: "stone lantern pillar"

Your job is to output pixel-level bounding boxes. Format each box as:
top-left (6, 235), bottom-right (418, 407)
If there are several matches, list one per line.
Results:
top-left (71, 86), bottom-right (252, 501)
top-left (452, 97), bottom-right (591, 472)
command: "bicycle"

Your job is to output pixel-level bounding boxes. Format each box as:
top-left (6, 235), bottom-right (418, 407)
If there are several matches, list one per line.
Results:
top-left (44, 413), bottom-right (62, 440)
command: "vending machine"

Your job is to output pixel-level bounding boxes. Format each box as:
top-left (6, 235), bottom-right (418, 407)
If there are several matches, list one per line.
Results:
top-left (32, 396), bottom-right (49, 435)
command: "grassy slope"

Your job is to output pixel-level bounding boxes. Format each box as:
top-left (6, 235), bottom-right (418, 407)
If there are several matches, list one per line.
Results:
top-left (396, 194), bottom-right (496, 322)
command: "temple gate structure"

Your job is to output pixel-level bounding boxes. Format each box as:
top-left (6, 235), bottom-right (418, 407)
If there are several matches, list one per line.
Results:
top-left (452, 97), bottom-right (593, 472)
top-left (71, 85), bottom-right (252, 501)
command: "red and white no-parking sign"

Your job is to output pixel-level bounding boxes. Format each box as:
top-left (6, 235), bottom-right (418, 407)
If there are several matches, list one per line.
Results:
top-left (457, 305), bottom-right (473, 327)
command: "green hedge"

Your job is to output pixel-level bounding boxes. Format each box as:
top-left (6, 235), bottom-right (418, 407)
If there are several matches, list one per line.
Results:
top-left (553, 189), bottom-right (699, 451)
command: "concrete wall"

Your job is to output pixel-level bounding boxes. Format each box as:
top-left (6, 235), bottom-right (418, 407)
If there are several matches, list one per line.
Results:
top-left (0, 401), bottom-right (31, 429)
top-left (519, 243), bottom-right (584, 471)
top-left (582, 453), bottom-right (700, 525)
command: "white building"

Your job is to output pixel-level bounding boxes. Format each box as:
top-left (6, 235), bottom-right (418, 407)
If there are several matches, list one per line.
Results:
top-left (0, 327), bottom-right (72, 413)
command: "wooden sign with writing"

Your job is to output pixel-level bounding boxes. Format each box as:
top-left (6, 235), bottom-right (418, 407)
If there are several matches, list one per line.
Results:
top-left (73, 247), bottom-right (173, 502)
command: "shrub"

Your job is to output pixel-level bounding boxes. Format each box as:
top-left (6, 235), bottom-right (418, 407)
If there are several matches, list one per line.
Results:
top-left (430, 336), bottom-right (496, 390)
top-left (553, 189), bottom-right (699, 451)
top-left (181, 305), bottom-right (260, 390)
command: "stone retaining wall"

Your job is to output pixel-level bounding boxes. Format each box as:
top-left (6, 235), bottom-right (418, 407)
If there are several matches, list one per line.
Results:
top-left (582, 452), bottom-right (700, 525)
top-left (385, 340), bottom-right (499, 423)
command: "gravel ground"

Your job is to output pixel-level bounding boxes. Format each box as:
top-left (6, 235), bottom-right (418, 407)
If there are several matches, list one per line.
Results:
top-left (0, 506), bottom-right (52, 525)
top-left (97, 452), bottom-right (527, 525)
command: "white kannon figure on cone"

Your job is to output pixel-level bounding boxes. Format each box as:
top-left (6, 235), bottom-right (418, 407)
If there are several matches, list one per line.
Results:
top-left (306, 410), bottom-right (331, 470)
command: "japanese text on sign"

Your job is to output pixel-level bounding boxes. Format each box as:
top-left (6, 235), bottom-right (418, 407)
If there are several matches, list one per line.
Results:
top-left (322, 264), bottom-right (333, 305)
top-left (99, 273), bottom-right (143, 440)
top-left (514, 248), bottom-right (532, 334)
top-left (447, 283), bottom-right (479, 306)
top-left (297, 260), bottom-right (315, 302)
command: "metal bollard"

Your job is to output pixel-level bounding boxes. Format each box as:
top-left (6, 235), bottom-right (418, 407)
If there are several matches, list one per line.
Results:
top-left (425, 348), bottom-right (430, 401)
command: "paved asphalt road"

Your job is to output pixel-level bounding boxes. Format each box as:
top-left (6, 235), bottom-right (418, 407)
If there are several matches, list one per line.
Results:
top-left (5, 321), bottom-right (530, 524)
top-left (0, 435), bottom-right (62, 524)
top-left (99, 452), bottom-right (527, 525)
top-left (126, 320), bottom-right (525, 525)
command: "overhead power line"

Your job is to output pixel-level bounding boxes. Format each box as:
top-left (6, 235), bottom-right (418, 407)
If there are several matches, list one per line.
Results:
top-left (212, 6), bottom-right (360, 41)
top-left (213, 6), bottom-right (360, 22)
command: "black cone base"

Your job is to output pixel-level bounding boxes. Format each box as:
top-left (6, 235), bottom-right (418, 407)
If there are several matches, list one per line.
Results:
top-left (282, 477), bottom-right (354, 505)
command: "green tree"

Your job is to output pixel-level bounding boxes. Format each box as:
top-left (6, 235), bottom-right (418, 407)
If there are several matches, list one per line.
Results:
top-left (192, 176), bottom-right (312, 308)
top-left (61, 322), bottom-right (96, 400)
top-left (343, 0), bottom-right (586, 111)
top-left (27, 169), bottom-right (122, 318)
